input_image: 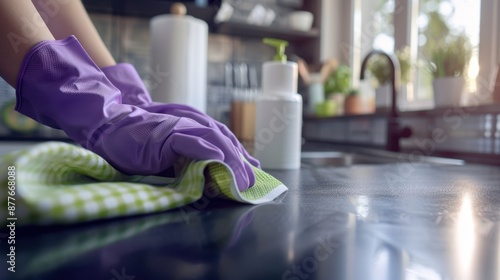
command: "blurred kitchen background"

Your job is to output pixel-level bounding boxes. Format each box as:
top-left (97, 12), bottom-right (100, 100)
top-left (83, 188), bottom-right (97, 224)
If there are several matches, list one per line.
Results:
top-left (0, 0), bottom-right (499, 162)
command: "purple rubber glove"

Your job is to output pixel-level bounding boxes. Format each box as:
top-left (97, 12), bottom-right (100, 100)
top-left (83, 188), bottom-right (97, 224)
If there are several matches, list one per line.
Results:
top-left (15, 36), bottom-right (255, 191)
top-left (101, 63), bottom-right (260, 168)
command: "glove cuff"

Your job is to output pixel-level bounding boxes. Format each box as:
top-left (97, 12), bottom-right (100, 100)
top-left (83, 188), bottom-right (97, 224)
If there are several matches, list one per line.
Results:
top-left (15, 35), bottom-right (122, 133)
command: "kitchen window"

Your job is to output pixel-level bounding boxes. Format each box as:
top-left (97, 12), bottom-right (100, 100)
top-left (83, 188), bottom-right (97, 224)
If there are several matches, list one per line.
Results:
top-left (337, 0), bottom-right (499, 109)
top-left (360, 0), bottom-right (395, 55)
top-left (415, 0), bottom-right (481, 103)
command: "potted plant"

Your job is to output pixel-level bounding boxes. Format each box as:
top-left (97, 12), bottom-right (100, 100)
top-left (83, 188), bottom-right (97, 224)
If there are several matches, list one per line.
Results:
top-left (323, 64), bottom-right (351, 115)
top-left (344, 89), bottom-right (364, 115)
top-left (430, 34), bottom-right (472, 108)
top-left (367, 47), bottom-right (411, 111)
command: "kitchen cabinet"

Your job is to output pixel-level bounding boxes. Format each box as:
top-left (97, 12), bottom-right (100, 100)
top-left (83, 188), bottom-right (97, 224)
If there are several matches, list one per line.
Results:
top-left (82, 0), bottom-right (323, 64)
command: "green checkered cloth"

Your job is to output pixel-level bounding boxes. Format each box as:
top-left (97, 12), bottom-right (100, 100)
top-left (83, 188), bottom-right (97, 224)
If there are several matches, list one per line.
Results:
top-left (0, 142), bottom-right (287, 225)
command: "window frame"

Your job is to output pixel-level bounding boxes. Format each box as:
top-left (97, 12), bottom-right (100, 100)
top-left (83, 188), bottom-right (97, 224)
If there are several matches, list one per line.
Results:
top-left (478, 0), bottom-right (500, 102)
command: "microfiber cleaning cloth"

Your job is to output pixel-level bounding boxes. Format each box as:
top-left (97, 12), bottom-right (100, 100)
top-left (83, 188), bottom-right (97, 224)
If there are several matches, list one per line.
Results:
top-left (0, 142), bottom-right (287, 225)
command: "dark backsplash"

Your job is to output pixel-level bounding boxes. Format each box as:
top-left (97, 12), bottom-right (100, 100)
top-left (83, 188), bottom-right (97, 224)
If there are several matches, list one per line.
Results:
top-left (303, 105), bottom-right (500, 162)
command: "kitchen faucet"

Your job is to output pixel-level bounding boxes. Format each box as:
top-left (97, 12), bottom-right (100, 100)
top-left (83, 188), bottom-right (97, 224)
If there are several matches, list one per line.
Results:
top-left (360, 50), bottom-right (412, 152)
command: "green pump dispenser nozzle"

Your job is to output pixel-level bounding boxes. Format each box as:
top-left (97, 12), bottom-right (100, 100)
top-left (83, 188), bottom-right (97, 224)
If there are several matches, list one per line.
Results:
top-left (263, 38), bottom-right (289, 63)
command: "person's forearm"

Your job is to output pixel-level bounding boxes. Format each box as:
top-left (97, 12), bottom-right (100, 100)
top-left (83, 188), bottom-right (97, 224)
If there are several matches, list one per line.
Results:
top-left (0, 0), bottom-right (54, 86)
top-left (31, 0), bottom-right (116, 68)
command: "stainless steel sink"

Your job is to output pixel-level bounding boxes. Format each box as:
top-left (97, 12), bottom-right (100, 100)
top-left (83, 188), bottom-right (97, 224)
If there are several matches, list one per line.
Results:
top-left (301, 150), bottom-right (465, 167)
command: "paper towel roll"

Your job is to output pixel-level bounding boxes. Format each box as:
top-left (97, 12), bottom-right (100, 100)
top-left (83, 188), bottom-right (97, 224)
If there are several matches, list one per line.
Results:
top-left (150, 14), bottom-right (208, 112)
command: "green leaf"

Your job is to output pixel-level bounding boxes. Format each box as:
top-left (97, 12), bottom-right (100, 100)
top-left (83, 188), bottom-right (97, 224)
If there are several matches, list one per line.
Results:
top-left (324, 65), bottom-right (351, 95)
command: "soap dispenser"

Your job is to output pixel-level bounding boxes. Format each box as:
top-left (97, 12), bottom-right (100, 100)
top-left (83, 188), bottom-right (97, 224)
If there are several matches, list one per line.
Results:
top-left (254, 38), bottom-right (303, 170)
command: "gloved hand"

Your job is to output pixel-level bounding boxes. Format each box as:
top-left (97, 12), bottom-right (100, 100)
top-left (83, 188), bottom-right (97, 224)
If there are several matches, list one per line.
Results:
top-left (101, 63), bottom-right (260, 168)
top-left (15, 36), bottom-right (255, 191)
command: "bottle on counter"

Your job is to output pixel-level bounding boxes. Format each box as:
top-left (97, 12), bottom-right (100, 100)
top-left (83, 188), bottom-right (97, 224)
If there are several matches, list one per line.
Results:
top-left (254, 38), bottom-right (302, 170)
top-left (493, 64), bottom-right (500, 103)
top-left (307, 73), bottom-right (325, 115)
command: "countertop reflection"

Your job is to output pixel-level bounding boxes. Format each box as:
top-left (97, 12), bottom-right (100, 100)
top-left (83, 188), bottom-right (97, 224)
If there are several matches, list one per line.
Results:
top-left (3, 162), bottom-right (500, 280)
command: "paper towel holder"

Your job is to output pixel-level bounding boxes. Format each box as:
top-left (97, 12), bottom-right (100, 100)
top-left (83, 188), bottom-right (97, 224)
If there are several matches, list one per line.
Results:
top-left (171, 2), bottom-right (187, 16)
top-left (150, 2), bottom-right (208, 113)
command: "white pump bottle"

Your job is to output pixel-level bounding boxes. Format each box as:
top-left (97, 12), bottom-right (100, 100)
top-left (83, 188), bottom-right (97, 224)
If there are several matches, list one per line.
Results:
top-left (254, 38), bottom-right (303, 170)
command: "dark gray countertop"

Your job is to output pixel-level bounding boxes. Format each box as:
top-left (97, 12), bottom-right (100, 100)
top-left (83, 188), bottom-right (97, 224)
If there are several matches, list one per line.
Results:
top-left (304, 104), bottom-right (500, 120)
top-left (4, 162), bottom-right (500, 280)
